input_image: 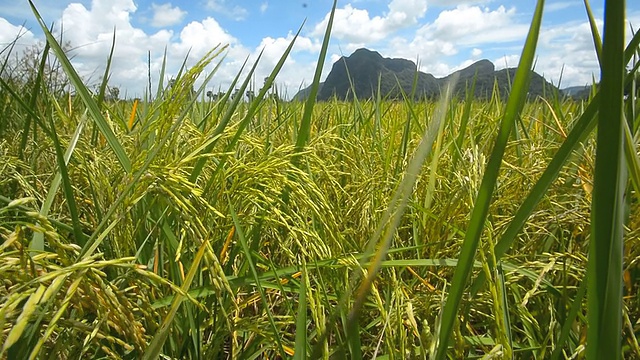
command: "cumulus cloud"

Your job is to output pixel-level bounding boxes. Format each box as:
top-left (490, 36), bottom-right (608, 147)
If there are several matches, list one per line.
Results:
top-left (422, 5), bottom-right (528, 45)
top-left (150, 3), bottom-right (186, 27)
top-left (0, 18), bottom-right (37, 48)
top-left (311, 0), bottom-right (427, 43)
top-left (206, 0), bottom-right (248, 21)
top-left (172, 18), bottom-right (239, 57)
top-left (428, 0), bottom-right (490, 5)
top-left (0, 0), bottom-right (328, 98)
top-left (376, 4), bottom-right (529, 79)
top-left (2, 0), bottom-right (629, 98)
top-left (227, 33), bottom-right (323, 98)
top-left (260, 2), bottom-right (268, 13)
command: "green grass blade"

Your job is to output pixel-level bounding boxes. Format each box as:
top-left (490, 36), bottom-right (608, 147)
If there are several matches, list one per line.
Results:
top-left (434, 1), bottom-right (545, 358)
top-left (342, 75), bottom-right (457, 359)
top-left (586, 0), bottom-right (626, 358)
top-left (47, 110), bottom-right (86, 247)
top-left (470, 27), bottom-right (640, 297)
top-left (228, 199), bottom-right (286, 357)
top-left (583, 0), bottom-right (603, 65)
top-left (293, 0), bottom-right (336, 163)
top-left (625, 120), bottom-right (640, 196)
top-left (30, 109), bottom-right (86, 252)
top-left (293, 261), bottom-right (308, 360)
top-left (28, 0), bottom-right (131, 173)
top-left (142, 238), bottom-right (209, 360)
top-left (155, 47), bottom-right (168, 100)
top-left (202, 25), bottom-right (305, 193)
top-left (189, 50), bottom-right (247, 182)
top-left (550, 278), bottom-right (587, 360)
top-left (78, 49), bottom-right (222, 259)
top-left (95, 28), bottom-right (116, 110)
top-left (453, 75), bottom-right (478, 167)
top-left (18, 32), bottom-right (50, 160)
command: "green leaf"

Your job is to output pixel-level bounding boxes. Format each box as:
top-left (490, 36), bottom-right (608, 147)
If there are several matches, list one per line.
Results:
top-left (28, 0), bottom-right (131, 173)
top-left (293, 262), bottom-right (308, 360)
top-left (587, 0), bottom-right (626, 358)
top-left (142, 238), bottom-right (210, 360)
top-left (228, 199), bottom-right (286, 357)
top-left (47, 109), bottom-right (86, 246)
top-left (583, 0), bottom-right (603, 66)
top-left (30, 109), bottom-right (87, 252)
top-left (434, 1), bottom-right (546, 358)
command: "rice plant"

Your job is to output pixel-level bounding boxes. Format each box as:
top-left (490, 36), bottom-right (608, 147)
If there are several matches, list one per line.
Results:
top-left (0, 0), bottom-right (639, 358)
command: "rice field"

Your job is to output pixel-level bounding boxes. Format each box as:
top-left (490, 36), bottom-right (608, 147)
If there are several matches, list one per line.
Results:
top-left (1, 0), bottom-right (639, 359)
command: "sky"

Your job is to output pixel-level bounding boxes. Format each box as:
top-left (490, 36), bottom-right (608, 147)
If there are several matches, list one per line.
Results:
top-left (0, 0), bottom-right (639, 99)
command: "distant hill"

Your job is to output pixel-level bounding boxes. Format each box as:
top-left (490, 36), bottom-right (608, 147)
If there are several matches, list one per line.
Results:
top-left (293, 48), bottom-right (561, 101)
top-left (562, 85), bottom-right (593, 100)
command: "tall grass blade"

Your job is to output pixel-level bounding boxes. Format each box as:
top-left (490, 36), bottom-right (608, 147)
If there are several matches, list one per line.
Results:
top-left (30, 111), bottom-right (86, 251)
top-left (583, 0), bottom-right (603, 65)
top-left (296, 0), bottom-right (335, 155)
top-left (625, 114), bottom-right (640, 196)
top-left (78, 48), bottom-right (222, 259)
top-left (587, 0), bottom-right (626, 358)
top-left (228, 199), bottom-right (286, 357)
top-left (434, 1), bottom-right (545, 358)
top-left (453, 75), bottom-right (478, 167)
top-left (202, 25), bottom-right (305, 193)
top-left (189, 50), bottom-right (247, 182)
top-left (48, 111), bottom-right (85, 246)
top-left (95, 28), bottom-right (116, 110)
top-left (18, 33), bottom-right (50, 160)
top-left (142, 238), bottom-right (210, 360)
top-left (293, 262), bottom-right (308, 360)
top-left (550, 279), bottom-right (587, 360)
top-left (346, 74), bottom-right (457, 356)
top-left (28, 0), bottom-right (131, 173)
top-left (470, 26), bottom-right (640, 295)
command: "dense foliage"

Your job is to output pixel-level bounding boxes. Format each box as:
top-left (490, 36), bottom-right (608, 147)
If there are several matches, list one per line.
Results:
top-left (1, 0), bottom-right (639, 358)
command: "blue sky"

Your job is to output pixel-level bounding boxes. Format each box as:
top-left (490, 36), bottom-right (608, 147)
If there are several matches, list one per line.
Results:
top-left (1, 0), bottom-right (639, 98)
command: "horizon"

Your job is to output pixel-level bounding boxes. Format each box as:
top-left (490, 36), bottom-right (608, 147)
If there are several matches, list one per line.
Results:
top-left (1, 0), bottom-right (639, 99)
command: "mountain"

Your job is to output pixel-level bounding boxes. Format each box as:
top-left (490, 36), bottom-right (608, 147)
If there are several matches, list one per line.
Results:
top-left (562, 85), bottom-right (590, 96)
top-left (562, 85), bottom-right (593, 100)
top-left (293, 48), bottom-right (560, 101)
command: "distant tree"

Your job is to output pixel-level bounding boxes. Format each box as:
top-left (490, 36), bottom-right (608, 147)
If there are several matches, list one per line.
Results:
top-left (108, 86), bottom-right (120, 101)
top-left (1, 40), bottom-right (72, 97)
top-left (245, 90), bottom-right (255, 101)
top-left (206, 90), bottom-right (214, 100)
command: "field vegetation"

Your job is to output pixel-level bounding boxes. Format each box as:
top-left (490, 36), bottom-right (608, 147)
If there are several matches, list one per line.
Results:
top-left (1, 0), bottom-right (639, 358)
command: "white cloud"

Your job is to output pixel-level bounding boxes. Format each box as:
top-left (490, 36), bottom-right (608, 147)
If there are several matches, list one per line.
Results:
top-left (206, 0), bottom-right (248, 21)
top-left (0, 18), bottom-right (37, 49)
top-left (4, 0), bottom-right (629, 98)
top-left (422, 5), bottom-right (528, 45)
top-left (377, 4), bottom-right (529, 81)
top-left (244, 33), bottom-right (323, 97)
top-left (53, 0), bottom-right (179, 91)
top-left (311, 0), bottom-right (427, 43)
top-left (312, 5), bottom-right (386, 43)
top-left (494, 54), bottom-right (520, 69)
top-left (150, 3), bottom-right (186, 27)
top-left (546, 1), bottom-right (578, 12)
top-left (172, 18), bottom-right (239, 57)
top-left (260, 2), bottom-right (268, 13)
top-left (386, 0), bottom-right (428, 29)
top-left (0, 0), bottom-right (322, 99)
top-left (429, 0), bottom-right (490, 5)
